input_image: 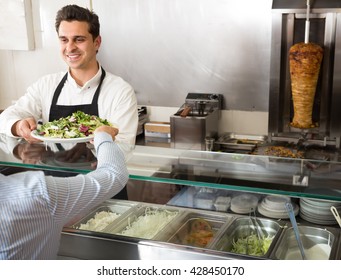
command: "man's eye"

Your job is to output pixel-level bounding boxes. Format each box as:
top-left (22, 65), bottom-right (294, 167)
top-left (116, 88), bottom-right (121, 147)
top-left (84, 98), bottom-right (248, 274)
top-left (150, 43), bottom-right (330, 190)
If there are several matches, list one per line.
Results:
top-left (76, 38), bottom-right (85, 42)
top-left (60, 38), bottom-right (68, 43)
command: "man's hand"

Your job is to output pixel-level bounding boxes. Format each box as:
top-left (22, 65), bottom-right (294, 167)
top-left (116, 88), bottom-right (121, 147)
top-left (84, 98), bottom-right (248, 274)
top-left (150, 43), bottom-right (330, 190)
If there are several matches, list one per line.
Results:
top-left (12, 118), bottom-right (40, 143)
top-left (13, 143), bottom-right (54, 164)
top-left (94, 125), bottom-right (119, 141)
top-left (55, 143), bottom-right (95, 163)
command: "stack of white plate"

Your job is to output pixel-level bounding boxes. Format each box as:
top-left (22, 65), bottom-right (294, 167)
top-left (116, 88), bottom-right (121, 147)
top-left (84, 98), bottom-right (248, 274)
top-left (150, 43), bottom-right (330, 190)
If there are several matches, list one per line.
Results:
top-left (257, 195), bottom-right (299, 219)
top-left (299, 198), bottom-right (341, 225)
top-left (230, 193), bottom-right (259, 214)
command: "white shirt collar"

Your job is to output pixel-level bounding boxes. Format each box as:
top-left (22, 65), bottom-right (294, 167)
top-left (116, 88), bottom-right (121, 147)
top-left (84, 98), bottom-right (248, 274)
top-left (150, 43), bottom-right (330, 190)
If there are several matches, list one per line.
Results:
top-left (67, 65), bottom-right (102, 89)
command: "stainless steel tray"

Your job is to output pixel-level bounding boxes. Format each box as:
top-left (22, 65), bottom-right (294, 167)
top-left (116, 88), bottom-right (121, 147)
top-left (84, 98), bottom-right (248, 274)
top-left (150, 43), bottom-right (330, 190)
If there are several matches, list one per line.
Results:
top-left (68, 200), bottom-right (138, 233)
top-left (216, 133), bottom-right (267, 151)
top-left (104, 203), bottom-right (183, 240)
top-left (157, 209), bottom-right (233, 249)
top-left (270, 225), bottom-right (340, 260)
top-left (210, 216), bottom-right (283, 258)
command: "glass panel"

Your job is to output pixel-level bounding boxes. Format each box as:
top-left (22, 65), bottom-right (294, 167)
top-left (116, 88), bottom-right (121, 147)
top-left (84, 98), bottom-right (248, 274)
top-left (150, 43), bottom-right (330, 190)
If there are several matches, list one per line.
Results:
top-left (1, 133), bottom-right (341, 202)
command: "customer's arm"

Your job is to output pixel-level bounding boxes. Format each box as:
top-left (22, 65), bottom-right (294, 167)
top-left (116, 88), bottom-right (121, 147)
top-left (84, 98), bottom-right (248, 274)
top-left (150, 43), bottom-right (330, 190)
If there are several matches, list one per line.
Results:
top-left (44, 127), bottom-right (129, 225)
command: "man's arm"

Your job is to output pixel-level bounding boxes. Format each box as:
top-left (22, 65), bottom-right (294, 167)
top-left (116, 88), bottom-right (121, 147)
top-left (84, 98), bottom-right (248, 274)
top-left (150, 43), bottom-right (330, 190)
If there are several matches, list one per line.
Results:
top-left (44, 127), bottom-right (129, 225)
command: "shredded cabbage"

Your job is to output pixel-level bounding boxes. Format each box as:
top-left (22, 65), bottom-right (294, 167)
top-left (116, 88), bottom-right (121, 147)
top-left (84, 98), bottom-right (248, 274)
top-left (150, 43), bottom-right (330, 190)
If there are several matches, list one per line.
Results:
top-left (117, 207), bottom-right (179, 239)
top-left (231, 234), bottom-right (274, 256)
top-left (78, 211), bottom-right (120, 232)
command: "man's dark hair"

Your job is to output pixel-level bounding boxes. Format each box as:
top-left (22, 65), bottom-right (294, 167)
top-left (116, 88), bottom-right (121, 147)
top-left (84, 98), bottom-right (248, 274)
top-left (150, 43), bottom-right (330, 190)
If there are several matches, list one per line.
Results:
top-left (55, 5), bottom-right (100, 40)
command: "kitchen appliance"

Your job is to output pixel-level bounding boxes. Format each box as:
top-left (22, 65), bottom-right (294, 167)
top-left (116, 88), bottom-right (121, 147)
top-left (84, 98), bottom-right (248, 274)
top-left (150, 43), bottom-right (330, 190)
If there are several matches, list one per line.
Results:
top-left (268, 0), bottom-right (341, 148)
top-left (137, 106), bottom-right (147, 135)
top-left (170, 93), bottom-right (223, 150)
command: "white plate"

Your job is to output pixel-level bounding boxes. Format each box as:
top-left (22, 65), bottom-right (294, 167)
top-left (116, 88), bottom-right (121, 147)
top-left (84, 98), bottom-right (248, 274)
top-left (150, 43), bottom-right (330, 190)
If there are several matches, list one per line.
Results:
top-left (299, 207), bottom-right (335, 220)
top-left (264, 195), bottom-right (291, 209)
top-left (261, 201), bottom-right (287, 213)
top-left (299, 212), bottom-right (337, 225)
top-left (31, 130), bottom-right (94, 143)
top-left (301, 198), bottom-right (339, 207)
top-left (257, 202), bottom-right (299, 219)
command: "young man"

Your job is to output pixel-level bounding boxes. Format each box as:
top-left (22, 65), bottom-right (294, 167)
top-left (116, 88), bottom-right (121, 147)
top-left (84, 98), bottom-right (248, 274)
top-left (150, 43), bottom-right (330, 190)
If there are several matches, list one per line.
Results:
top-left (0, 4), bottom-right (138, 148)
top-left (0, 5), bottom-right (137, 199)
top-left (0, 125), bottom-right (129, 259)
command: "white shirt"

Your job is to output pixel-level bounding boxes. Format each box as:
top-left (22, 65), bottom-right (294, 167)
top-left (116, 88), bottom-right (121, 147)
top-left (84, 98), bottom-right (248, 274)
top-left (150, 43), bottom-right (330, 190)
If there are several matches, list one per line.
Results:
top-left (0, 132), bottom-right (129, 259)
top-left (0, 67), bottom-right (138, 149)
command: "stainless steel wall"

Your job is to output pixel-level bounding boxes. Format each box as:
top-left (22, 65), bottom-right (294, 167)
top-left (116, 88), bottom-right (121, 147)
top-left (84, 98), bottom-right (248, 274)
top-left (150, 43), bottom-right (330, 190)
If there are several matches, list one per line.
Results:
top-left (94, 0), bottom-right (273, 111)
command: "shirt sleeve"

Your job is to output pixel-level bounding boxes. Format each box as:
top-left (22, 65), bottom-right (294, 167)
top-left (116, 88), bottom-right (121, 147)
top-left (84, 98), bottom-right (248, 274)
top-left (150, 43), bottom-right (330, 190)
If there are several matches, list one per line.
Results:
top-left (44, 131), bottom-right (129, 225)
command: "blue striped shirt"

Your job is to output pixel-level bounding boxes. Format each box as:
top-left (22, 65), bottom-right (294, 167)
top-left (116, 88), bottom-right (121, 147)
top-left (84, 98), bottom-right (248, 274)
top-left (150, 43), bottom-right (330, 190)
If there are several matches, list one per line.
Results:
top-left (0, 132), bottom-right (129, 259)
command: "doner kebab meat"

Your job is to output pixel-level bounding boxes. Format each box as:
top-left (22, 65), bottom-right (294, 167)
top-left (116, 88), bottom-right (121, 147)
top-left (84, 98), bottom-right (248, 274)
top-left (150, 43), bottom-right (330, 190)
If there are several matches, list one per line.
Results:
top-left (289, 42), bottom-right (323, 129)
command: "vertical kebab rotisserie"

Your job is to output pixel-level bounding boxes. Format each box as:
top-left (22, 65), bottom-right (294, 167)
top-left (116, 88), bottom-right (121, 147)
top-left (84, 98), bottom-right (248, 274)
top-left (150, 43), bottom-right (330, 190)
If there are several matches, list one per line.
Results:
top-left (289, 42), bottom-right (323, 129)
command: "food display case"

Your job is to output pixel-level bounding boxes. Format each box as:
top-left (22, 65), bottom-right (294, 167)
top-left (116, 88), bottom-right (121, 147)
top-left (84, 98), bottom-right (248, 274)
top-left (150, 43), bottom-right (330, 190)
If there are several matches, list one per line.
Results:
top-left (1, 134), bottom-right (341, 260)
top-left (48, 143), bottom-right (341, 260)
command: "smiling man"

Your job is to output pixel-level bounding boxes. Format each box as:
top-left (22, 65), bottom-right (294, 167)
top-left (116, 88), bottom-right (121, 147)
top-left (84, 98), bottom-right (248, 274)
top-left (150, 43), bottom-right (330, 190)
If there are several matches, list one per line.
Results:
top-left (0, 5), bottom-right (137, 200)
top-left (0, 5), bottom-right (138, 151)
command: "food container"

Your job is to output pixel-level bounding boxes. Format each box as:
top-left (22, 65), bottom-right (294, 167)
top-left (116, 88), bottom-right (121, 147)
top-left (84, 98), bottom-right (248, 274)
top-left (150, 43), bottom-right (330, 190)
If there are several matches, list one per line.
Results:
top-left (193, 188), bottom-right (217, 210)
top-left (158, 210), bottom-right (233, 249)
top-left (214, 196), bottom-right (231, 212)
top-left (105, 204), bottom-right (182, 240)
top-left (211, 217), bottom-right (283, 258)
top-left (144, 122), bottom-right (171, 138)
top-left (271, 225), bottom-right (338, 260)
top-left (230, 193), bottom-right (260, 214)
top-left (69, 200), bottom-right (138, 232)
top-left (216, 133), bottom-right (266, 152)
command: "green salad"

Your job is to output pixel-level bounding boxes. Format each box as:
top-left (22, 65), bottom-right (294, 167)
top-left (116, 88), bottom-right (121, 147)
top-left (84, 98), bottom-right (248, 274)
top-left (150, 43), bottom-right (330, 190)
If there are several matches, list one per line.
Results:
top-left (231, 234), bottom-right (274, 256)
top-left (36, 111), bottom-right (112, 138)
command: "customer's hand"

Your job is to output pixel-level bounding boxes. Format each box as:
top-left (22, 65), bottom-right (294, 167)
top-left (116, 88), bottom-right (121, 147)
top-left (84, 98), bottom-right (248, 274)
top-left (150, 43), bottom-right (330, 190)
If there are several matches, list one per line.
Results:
top-left (94, 125), bottom-right (119, 141)
top-left (12, 118), bottom-right (40, 143)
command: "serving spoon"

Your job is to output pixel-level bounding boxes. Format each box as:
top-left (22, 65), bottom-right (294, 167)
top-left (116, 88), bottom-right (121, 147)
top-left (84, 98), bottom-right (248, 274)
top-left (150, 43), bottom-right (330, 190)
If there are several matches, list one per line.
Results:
top-left (285, 202), bottom-right (306, 260)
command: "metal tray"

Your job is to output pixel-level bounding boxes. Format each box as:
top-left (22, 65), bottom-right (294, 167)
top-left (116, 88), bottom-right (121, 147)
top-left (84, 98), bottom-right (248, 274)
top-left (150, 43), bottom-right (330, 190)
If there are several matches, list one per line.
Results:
top-left (104, 203), bottom-right (183, 240)
top-left (216, 133), bottom-right (267, 151)
top-left (68, 200), bottom-right (138, 233)
top-left (157, 210), bottom-right (233, 249)
top-left (270, 225), bottom-right (339, 260)
top-left (210, 216), bottom-right (283, 258)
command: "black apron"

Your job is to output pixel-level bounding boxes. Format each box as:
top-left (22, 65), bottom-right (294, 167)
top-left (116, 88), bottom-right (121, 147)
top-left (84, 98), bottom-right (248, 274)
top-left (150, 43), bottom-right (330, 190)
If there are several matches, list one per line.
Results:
top-left (49, 68), bottom-right (106, 121)
top-left (48, 68), bottom-right (128, 200)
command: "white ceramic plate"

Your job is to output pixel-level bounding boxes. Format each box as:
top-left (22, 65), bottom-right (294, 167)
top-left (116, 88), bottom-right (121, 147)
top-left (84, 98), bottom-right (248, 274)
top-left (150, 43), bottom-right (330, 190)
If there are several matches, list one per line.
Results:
top-left (257, 202), bottom-right (299, 219)
top-left (299, 212), bottom-right (337, 225)
top-left (261, 201), bottom-right (286, 213)
top-left (264, 195), bottom-right (291, 209)
top-left (299, 207), bottom-right (335, 220)
top-left (31, 130), bottom-right (94, 143)
top-left (301, 198), bottom-right (339, 207)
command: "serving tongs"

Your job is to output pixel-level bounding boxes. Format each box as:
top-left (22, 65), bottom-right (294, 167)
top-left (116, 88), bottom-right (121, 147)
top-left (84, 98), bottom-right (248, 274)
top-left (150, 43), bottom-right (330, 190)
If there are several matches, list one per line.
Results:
top-left (330, 206), bottom-right (341, 228)
top-left (247, 208), bottom-right (266, 255)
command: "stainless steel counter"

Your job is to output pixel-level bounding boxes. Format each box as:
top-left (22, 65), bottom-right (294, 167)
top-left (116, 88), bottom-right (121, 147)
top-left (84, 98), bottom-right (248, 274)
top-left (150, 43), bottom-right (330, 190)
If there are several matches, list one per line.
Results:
top-left (58, 200), bottom-right (341, 260)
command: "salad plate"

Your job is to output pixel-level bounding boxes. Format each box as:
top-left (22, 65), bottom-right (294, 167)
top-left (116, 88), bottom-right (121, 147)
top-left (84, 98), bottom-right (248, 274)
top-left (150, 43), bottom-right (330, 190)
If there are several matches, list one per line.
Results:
top-left (30, 111), bottom-right (112, 143)
top-left (31, 130), bottom-right (94, 143)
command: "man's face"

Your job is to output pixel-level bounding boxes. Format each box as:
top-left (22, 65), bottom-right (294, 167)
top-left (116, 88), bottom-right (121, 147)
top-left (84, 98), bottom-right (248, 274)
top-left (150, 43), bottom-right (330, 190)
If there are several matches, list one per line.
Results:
top-left (58, 20), bottom-right (101, 70)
